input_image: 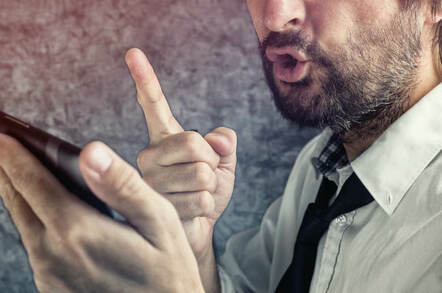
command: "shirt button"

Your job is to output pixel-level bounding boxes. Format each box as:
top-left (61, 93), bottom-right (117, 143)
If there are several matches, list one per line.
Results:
top-left (336, 215), bottom-right (347, 225)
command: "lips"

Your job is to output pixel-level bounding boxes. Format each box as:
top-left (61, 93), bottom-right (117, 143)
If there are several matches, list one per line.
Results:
top-left (265, 47), bottom-right (311, 83)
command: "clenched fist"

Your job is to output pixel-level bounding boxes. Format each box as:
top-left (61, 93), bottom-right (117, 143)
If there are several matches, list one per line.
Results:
top-left (125, 48), bottom-right (237, 262)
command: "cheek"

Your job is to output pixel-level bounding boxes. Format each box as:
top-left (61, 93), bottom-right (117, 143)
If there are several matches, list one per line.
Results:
top-left (308, 1), bottom-right (356, 54)
top-left (308, 0), bottom-right (400, 52)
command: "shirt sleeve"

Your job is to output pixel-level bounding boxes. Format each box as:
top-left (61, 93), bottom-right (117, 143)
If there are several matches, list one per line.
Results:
top-left (217, 197), bottom-right (283, 293)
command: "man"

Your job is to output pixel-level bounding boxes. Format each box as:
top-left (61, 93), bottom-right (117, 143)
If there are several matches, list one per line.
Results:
top-left (0, 0), bottom-right (440, 293)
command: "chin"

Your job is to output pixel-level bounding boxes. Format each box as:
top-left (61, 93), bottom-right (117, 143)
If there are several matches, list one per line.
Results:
top-left (271, 73), bottom-right (342, 131)
top-left (273, 93), bottom-right (325, 128)
top-left (278, 75), bottom-right (323, 106)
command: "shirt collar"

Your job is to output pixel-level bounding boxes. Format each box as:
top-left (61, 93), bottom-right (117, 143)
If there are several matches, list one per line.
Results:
top-left (352, 83), bottom-right (442, 215)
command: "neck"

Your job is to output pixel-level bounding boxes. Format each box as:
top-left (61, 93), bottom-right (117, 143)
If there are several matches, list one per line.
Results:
top-left (343, 51), bottom-right (441, 161)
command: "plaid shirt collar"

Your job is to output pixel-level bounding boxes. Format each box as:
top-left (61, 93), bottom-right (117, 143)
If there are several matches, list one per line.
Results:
top-left (311, 132), bottom-right (349, 177)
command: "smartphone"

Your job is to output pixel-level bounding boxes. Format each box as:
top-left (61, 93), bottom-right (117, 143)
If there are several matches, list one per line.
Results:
top-left (0, 111), bottom-right (113, 218)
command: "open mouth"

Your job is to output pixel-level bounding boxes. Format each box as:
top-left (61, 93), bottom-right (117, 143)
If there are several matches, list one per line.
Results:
top-left (265, 47), bottom-right (311, 83)
top-left (278, 54), bottom-right (298, 69)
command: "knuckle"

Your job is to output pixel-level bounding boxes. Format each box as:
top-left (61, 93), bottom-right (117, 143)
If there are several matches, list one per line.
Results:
top-left (194, 163), bottom-right (216, 192)
top-left (136, 148), bottom-right (153, 171)
top-left (198, 191), bottom-right (215, 216)
top-left (64, 223), bottom-right (88, 247)
top-left (46, 211), bottom-right (92, 247)
top-left (49, 220), bottom-right (87, 249)
top-left (182, 131), bottom-right (203, 157)
top-left (183, 130), bottom-right (201, 144)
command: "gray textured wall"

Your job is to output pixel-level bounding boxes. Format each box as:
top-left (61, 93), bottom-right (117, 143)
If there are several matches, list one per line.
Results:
top-left (0, 1), bottom-right (318, 291)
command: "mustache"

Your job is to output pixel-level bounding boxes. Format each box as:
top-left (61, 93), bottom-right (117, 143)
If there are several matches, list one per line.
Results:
top-left (259, 31), bottom-right (332, 68)
top-left (260, 30), bottom-right (310, 54)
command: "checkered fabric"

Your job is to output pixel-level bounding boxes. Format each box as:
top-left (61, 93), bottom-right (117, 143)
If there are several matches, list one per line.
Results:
top-left (311, 133), bottom-right (349, 177)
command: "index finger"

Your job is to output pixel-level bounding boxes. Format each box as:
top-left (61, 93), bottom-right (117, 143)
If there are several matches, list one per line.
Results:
top-left (125, 48), bottom-right (183, 144)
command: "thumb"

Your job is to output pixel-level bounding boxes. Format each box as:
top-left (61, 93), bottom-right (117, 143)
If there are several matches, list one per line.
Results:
top-left (78, 141), bottom-right (178, 243)
top-left (204, 127), bottom-right (237, 173)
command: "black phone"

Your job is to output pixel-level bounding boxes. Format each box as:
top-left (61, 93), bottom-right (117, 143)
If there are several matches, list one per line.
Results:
top-left (0, 111), bottom-right (113, 218)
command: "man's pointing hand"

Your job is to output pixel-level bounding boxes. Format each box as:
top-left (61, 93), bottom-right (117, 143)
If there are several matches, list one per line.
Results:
top-left (125, 48), bottom-right (237, 260)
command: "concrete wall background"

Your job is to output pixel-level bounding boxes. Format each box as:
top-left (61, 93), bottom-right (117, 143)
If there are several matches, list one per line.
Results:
top-left (0, 1), bottom-right (318, 291)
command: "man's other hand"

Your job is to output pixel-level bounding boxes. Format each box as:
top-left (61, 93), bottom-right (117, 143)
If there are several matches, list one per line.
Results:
top-left (0, 134), bottom-right (204, 293)
top-left (125, 48), bottom-right (237, 260)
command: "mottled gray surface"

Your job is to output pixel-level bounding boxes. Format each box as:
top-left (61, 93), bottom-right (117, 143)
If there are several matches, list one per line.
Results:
top-left (0, 1), bottom-right (318, 291)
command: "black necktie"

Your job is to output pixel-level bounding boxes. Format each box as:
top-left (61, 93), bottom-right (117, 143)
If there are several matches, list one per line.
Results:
top-left (275, 173), bottom-right (374, 293)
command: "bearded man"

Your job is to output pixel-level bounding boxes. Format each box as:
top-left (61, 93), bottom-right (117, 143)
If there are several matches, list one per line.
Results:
top-left (0, 0), bottom-right (440, 293)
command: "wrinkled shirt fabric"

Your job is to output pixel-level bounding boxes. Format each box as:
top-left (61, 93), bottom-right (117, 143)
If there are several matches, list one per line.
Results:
top-left (218, 83), bottom-right (442, 293)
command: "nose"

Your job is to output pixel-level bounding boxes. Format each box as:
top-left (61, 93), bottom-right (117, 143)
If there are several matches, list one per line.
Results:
top-left (263, 0), bottom-right (306, 32)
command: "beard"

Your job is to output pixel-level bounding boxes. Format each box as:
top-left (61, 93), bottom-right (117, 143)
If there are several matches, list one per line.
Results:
top-left (260, 9), bottom-right (422, 142)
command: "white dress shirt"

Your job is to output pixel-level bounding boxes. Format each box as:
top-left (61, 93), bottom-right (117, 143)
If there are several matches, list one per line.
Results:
top-left (218, 83), bottom-right (442, 293)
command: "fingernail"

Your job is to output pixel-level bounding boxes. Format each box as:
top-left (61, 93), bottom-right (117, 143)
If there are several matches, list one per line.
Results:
top-left (87, 147), bottom-right (113, 175)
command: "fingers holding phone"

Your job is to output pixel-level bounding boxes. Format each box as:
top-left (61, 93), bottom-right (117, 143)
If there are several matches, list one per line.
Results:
top-left (0, 135), bottom-right (204, 293)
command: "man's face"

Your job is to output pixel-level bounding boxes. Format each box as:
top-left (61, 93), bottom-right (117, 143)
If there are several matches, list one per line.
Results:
top-left (247, 0), bottom-right (422, 138)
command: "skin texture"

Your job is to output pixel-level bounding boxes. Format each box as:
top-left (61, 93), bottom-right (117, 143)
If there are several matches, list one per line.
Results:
top-left (0, 1), bottom-right (440, 293)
